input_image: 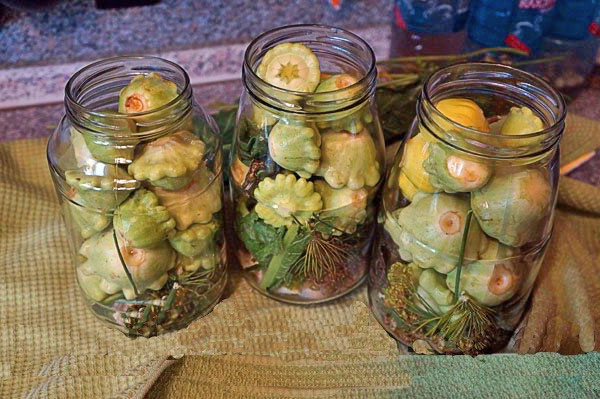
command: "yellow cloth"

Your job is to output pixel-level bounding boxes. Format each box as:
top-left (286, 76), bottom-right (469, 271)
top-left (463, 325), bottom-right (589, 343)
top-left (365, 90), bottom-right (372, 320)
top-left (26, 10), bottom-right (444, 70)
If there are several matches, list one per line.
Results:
top-left (1, 114), bottom-right (599, 398)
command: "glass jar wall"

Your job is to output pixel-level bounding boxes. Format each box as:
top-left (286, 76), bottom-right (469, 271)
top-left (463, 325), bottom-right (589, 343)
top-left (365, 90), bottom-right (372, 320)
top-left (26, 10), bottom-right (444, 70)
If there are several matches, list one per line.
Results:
top-left (47, 56), bottom-right (227, 337)
top-left (230, 25), bottom-right (385, 304)
top-left (369, 63), bottom-right (566, 354)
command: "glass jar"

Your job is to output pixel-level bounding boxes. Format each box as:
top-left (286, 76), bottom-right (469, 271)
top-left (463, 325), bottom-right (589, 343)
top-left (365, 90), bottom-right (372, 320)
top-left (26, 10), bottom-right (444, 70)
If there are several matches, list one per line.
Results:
top-left (47, 56), bottom-right (227, 337)
top-left (369, 62), bottom-right (566, 354)
top-left (230, 25), bottom-right (385, 304)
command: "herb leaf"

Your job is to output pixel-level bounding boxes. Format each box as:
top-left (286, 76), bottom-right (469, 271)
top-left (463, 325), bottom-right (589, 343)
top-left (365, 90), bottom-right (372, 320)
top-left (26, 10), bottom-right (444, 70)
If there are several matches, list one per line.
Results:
top-left (239, 135), bottom-right (268, 165)
top-left (236, 118), bottom-right (280, 191)
top-left (212, 107), bottom-right (238, 157)
top-left (237, 117), bottom-right (271, 166)
top-left (260, 224), bottom-right (311, 291)
top-left (237, 211), bottom-right (285, 266)
top-left (376, 84), bottom-right (422, 143)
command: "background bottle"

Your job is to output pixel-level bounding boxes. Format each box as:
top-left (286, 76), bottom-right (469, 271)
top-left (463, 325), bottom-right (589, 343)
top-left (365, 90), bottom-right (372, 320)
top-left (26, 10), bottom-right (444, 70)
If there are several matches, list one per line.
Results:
top-left (527, 0), bottom-right (600, 97)
top-left (590, 3), bottom-right (600, 37)
top-left (390, 0), bottom-right (471, 57)
top-left (466, 0), bottom-right (515, 48)
top-left (550, 0), bottom-right (598, 40)
top-left (504, 0), bottom-right (556, 55)
top-left (466, 0), bottom-right (556, 55)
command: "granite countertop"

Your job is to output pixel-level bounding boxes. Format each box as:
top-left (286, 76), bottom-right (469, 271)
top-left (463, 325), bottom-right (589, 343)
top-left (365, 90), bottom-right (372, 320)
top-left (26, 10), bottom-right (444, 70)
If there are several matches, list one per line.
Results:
top-left (0, 79), bottom-right (242, 141)
top-left (0, 0), bottom-right (393, 68)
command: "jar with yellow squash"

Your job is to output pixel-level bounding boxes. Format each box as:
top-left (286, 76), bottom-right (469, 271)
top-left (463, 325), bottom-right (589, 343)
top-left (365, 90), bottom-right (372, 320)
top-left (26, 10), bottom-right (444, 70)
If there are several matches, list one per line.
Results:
top-left (369, 63), bottom-right (567, 355)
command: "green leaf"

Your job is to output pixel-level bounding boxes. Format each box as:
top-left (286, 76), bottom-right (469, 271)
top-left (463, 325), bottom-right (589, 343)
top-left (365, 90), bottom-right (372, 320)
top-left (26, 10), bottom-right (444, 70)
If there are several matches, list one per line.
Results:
top-left (236, 211), bottom-right (284, 266)
top-left (237, 118), bottom-right (270, 165)
top-left (212, 107), bottom-right (237, 152)
top-left (241, 136), bottom-right (268, 163)
top-left (234, 118), bottom-right (280, 195)
top-left (210, 106), bottom-right (238, 176)
top-left (260, 224), bottom-right (311, 291)
top-left (375, 84), bottom-right (422, 144)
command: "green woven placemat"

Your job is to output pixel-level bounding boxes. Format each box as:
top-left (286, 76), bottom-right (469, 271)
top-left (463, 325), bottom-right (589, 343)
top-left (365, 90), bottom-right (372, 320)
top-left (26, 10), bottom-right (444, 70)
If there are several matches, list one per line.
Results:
top-left (1, 114), bottom-right (599, 398)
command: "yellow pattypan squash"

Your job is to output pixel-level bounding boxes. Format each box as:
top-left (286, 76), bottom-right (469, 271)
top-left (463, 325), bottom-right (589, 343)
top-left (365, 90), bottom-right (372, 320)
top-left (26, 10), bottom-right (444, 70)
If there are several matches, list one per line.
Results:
top-left (398, 133), bottom-right (438, 196)
top-left (435, 98), bottom-right (490, 133)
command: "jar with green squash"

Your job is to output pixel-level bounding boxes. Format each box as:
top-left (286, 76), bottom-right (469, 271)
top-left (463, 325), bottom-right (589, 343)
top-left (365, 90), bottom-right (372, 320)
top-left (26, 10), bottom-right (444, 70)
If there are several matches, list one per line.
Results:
top-left (47, 56), bottom-right (227, 337)
top-left (230, 25), bottom-right (386, 304)
top-left (369, 63), bottom-right (567, 354)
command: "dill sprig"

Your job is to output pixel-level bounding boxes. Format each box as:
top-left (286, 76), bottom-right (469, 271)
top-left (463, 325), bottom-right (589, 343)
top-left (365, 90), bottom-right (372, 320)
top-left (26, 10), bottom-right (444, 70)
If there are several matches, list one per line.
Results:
top-left (383, 210), bottom-right (498, 354)
top-left (291, 233), bottom-right (349, 281)
top-left (433, 294), bottom-right (497, 354)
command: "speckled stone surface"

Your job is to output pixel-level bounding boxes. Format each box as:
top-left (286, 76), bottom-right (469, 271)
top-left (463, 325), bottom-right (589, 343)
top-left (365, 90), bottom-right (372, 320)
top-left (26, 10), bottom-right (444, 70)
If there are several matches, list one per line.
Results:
top-left (0, 0), bottom-right (393, 68)
top-left (0, 79), bottom-right (243, 141)
top-left (0, 25), bottom-right (391, 109)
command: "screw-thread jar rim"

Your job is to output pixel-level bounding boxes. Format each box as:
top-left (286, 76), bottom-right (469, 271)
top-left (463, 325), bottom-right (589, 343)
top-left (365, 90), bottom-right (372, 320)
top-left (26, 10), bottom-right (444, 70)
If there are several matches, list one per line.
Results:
top-left (49, 55), bottom-right (222, 210)
top-left (64, 55), bottom-right (194, 142)
top-left (242, 24), bottom-right (377, 116)
top-left (418, 62), bottom-right (567, 160)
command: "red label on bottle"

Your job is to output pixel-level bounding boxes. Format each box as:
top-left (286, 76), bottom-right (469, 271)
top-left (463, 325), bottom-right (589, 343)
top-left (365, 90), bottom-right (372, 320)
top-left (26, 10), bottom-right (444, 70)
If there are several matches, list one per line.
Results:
top-left (329, 0), bottom-right (342, 10)
top-left (505, 34), bottom-right (531, 55)
top-left (589, 21), bottom-right (600, 37)
top-left (394, 4), bottom-right (408, 31)
top-left (518, 0), bottom-right (556, 10)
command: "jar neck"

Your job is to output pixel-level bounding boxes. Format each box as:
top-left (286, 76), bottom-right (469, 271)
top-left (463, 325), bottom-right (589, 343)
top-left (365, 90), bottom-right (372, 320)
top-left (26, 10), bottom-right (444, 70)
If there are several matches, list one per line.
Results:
top-left (418, 62), bottom-right (566, 160)
top-left (65, 56), bottom-right (193, 142)
top-left (243, 24), bottom-right (377, 115)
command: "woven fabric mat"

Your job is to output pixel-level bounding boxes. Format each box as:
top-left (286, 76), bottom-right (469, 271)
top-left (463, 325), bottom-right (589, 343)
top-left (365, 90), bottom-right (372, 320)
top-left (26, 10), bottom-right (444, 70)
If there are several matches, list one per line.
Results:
top-left (1, 114), bottom-right (600, 398)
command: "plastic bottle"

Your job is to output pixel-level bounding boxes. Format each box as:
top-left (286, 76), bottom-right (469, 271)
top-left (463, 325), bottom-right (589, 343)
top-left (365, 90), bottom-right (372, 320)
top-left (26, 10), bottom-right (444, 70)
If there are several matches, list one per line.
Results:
top-left (390, 0), bottom-right (471, 57)
top-left (551, 0), bottom-right (598, 39)
top-left (467, 0), bottom-right (515, 47)
top-left (590, 3), bottom-right (600, 37)
top-left (466, 0), bottom-right (556, 55)
top-left (505, 0), bottom-right (557, 54)
top-left (527, 1), bottom-right (600, 97)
